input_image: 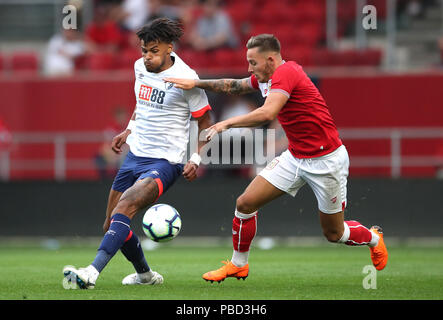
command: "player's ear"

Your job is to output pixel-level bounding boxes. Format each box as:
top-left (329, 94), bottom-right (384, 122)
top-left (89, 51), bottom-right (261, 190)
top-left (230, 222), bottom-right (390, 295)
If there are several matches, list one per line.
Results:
top-left (167, 44), bottom-right (173, 54)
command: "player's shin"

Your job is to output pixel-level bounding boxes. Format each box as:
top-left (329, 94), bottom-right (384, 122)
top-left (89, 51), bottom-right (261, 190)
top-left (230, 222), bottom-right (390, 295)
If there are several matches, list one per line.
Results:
top-left (231, 210), bottom-right (257, 267)
top-left (91, 213), bottom-right (131, 276)
top-left (338, 220), bottom-right (379, 247)
top-left (120, 231), bottom-right (153, 280)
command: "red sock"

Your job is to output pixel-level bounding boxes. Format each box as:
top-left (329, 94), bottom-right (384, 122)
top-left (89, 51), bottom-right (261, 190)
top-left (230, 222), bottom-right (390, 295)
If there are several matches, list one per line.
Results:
top-left (343, 220), bottom-right (373, 246)
top-left (232, 213), bottom-right (257, 252)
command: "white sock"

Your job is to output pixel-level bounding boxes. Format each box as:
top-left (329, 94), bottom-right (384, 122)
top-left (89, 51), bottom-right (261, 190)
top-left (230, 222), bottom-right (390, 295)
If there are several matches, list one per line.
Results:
top-left (231, 250), bottom-right (249, 268)
top-left (86, 265), bottom-right (100, 282)
top-left (235, 209), bottom-right (257, 220)
top-left (338, 222), bottom-right (350, 243)
top-left (368, 230), bottom-right (380, 247)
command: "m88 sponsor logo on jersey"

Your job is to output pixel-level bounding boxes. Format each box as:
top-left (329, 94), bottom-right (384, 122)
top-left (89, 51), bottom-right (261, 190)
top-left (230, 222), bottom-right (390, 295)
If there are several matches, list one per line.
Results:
top-left (139, 85), bottom-right (166, 104)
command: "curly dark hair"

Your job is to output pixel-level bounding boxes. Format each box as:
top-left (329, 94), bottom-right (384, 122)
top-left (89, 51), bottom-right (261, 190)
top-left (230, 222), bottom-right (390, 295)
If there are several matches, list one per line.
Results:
top-left (136, 18), bottom-right (184, 44)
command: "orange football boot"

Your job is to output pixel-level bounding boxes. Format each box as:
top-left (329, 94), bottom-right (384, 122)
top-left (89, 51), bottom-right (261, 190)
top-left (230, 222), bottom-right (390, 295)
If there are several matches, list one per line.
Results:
top-left (369, 226), bottom-right (388, 271)
top-left (202, 260), bottom-right (249, 283)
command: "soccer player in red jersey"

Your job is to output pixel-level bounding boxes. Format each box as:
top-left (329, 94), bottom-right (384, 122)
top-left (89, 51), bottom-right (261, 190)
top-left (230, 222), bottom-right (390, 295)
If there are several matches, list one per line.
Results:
top-left (165, 34), bottom-right (388, 282)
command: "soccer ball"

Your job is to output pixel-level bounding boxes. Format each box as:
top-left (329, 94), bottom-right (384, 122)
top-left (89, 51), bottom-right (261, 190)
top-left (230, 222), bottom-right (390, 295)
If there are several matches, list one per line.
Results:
top-left (142, 204), bottom-right (182, 242)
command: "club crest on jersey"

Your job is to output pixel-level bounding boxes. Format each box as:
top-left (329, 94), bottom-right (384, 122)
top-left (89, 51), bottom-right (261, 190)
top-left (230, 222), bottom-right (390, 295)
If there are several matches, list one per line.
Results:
top-left (265, 158), bottom-right (279, 170)
top-left (164, 81), bottom-right (174, 90)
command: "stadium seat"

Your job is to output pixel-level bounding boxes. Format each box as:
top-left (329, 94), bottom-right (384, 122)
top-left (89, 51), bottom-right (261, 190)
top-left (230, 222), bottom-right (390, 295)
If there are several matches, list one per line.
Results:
top-left (214, 48), bottom-right (245, 68)
top-left (312, 49), bottom-right (336, 66)
top-left (11, 51), bottom-right (39, 73)
top-left (175, 49), bottom-right (211, 70)
top-left (292, 1), bottom-right (325, 24)
top-left (357, 49), bottom-right (383, 66)
top-left (74, 54), bottom-right (88, 71)
top-left (285, 45), bottom-right (314, 67)
top-left (225, 1), bottom-right (253, 24)
top-left (116, 48), bottom-right (141, 70)
top-left (87, 52), bottom-right (116, 71)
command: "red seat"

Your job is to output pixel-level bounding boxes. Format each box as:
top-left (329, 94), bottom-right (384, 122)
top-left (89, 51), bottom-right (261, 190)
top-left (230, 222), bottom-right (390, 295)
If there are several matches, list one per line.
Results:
top-left (214, 48), bottom-right (246, 68)
top-left (116, 48), bottom-right (141, 70)
top-left (87, 52), bottom-right (116, 71)
top-left (11, 51), bottom-right (39, 73)
top-left (285, 45), bottom-right (314, 67)
top-left (252, 3), bottom-right (293, 25)
top-left (312, 49), bottom-right (336, 66)
top-left (357, 49), bottom-right (383, 66)
top-left (175, 49), bottom-right (211, 70)
top-left (226, 2), bottom-right (253, 24)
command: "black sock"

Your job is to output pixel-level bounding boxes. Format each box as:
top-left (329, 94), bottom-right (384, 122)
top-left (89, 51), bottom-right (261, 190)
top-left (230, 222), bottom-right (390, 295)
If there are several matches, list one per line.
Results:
top-left (120, 232), bottom-right (150, 274)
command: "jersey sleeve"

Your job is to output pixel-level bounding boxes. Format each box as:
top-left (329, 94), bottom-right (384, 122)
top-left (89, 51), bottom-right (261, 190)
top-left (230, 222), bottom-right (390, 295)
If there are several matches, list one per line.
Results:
top-left (270, 64), bottom-right (301, 97)
top-left (184, 87), bottom-right (212, 118)
top-left (248, 74), bottom-right (259, 90)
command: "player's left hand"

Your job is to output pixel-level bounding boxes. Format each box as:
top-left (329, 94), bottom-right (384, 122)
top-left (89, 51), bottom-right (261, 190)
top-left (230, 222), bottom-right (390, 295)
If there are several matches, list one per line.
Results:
top-left (183, 161), bottom-right (198, 181)
top-left (163, 77), bottom-right (196, 90)
top-left (205, 121), bottom-right (229, 141)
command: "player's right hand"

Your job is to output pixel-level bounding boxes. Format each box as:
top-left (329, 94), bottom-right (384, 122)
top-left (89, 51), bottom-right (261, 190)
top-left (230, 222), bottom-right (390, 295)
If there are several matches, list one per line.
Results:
top-left (163, 77), bottom-right (196, 90)
top-left (111, 129), bottom-right (130, 154)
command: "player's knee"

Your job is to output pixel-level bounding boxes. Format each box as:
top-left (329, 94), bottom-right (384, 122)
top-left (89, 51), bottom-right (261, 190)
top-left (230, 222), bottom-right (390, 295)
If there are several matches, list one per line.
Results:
top-left (115, 178), bottom-right (159, 216)
top-left (236, 194), bottom-right (258, 215)
top-left (113, 198), bottom-right (138, 219)
top-left (323, 230), bottom-right (342, 243)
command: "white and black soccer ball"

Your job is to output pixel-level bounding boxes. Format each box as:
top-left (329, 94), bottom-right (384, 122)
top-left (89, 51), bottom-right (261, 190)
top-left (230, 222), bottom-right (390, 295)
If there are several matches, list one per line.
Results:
top-left (142, 204), bottom-right (182, 242)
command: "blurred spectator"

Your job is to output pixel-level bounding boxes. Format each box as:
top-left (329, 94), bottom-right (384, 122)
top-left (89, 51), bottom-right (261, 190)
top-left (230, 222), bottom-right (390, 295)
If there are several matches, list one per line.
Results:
top-left (146, 0), bottom-right (182, 23)
top-left (85, 4), bottom-right (124, 53)
top-left (180, 0), bottom-right (201, 33)
top-left (95, 107), bottom-right (129, 180)
top-left (43, 29), bottom-right (86, 76)
top-left (188, 0), bottom-right (239, 51)
top-left (111, 0), bottom-right (150, 31)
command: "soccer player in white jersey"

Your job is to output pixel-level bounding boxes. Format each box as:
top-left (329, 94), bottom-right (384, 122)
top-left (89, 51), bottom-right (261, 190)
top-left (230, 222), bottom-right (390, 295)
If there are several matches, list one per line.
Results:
top-left (63, 18), bottom-right (212, 289)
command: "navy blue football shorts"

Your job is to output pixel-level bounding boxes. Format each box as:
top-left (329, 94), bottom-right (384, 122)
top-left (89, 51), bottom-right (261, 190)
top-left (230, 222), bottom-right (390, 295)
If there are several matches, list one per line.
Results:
top-left (111, 151), bottom-right (184, 199)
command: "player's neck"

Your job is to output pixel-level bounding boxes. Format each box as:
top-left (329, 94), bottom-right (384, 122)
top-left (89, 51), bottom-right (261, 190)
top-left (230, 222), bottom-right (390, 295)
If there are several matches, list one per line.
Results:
top-left (265, 57), bottom-right (283, 81)
top-left (157, 55), bottom-right (175, 73)
top-left (272, 57), bottom-right (284, 71)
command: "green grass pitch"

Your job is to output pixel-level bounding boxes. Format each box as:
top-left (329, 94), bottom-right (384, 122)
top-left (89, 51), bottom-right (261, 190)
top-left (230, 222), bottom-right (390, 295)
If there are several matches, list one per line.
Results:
top-left (1, 242), bottom-right (442, 300)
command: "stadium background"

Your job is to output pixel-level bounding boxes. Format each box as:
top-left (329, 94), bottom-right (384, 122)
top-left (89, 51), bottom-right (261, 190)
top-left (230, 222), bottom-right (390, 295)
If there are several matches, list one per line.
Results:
top-left (0, 0), bottom-right (442, 242)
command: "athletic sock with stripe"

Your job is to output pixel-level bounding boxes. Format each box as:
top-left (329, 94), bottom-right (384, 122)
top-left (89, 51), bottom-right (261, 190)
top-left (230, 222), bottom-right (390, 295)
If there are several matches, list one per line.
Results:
top-left (231, 210), bottom-right (257, 267)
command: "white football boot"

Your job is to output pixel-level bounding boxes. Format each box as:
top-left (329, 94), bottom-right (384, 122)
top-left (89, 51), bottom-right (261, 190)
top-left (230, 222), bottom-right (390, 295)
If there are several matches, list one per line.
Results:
top-left (122, 271), bottom-right (163, 285)
top-left (63, 265), bottom-right (98, 289)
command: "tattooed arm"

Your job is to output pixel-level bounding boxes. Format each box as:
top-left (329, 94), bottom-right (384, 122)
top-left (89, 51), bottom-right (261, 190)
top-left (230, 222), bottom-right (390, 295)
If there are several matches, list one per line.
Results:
top-left (163, 77), bottom-right (256, 95)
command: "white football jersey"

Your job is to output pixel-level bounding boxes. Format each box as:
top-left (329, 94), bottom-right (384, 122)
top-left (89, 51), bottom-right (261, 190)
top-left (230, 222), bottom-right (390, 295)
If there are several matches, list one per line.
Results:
top-left (126, 52), bottom-right (210, 164)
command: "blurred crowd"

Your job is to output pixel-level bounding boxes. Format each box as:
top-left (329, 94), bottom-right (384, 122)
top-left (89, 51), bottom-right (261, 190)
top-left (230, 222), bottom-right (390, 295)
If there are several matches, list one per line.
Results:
top-left (0, 0), bottom-right (441, 77)
top-left (44, 0), bottom-right (240, 76)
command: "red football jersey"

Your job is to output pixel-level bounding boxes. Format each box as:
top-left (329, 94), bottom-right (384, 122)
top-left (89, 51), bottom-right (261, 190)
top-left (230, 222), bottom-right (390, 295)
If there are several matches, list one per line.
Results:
top-left (249, 61), bottom-right (342, 158)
